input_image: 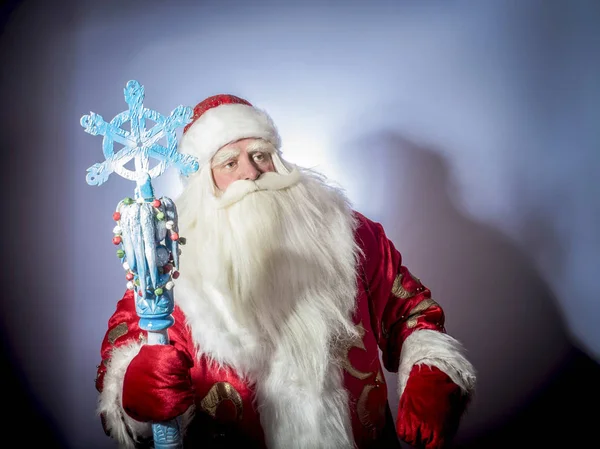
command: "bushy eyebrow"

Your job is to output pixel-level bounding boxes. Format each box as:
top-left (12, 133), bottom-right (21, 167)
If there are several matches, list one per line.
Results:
top-left (211, 148), bottom-right (240, 167)
top-left (211, 141), bottom-right (275, 168)
top-left (246, 140), bottom-right (275, 154)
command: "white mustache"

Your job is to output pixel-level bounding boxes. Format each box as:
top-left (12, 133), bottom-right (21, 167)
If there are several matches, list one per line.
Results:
top-left (214, 168), bottom-right (302, 209)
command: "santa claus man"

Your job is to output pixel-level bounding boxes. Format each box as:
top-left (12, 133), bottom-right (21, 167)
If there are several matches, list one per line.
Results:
top-left (95, 94), bottom-right (476, 449)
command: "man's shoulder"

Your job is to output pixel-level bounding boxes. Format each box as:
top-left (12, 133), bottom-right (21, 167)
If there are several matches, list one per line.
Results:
top-left (352, 210), bottom-right (384, 247)
top-left (352, 209), bottom-right (382, 229)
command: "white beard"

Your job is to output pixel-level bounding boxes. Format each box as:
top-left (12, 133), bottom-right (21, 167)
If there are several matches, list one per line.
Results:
top-left (174, 161), bottom-right (361, 448)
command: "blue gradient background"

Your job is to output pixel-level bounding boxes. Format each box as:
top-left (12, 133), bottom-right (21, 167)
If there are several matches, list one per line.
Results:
top-left (1, 1), bottom-right (599, 448)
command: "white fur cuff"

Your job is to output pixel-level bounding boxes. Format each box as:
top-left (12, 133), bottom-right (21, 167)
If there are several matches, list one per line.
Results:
top-left (97, 341), bottom-right (152, 448)
top-left (397, 329), bottom-right (476, 398)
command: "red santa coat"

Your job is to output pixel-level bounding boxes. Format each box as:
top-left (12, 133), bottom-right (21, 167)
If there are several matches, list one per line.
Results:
top-left (96, 212), bottom-right (474, 448)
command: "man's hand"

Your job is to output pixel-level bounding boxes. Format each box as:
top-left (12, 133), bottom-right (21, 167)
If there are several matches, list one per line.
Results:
top-left (122, 344), bottom-right (195, 422)
top-left (396, 365), bottom-right (468, 449)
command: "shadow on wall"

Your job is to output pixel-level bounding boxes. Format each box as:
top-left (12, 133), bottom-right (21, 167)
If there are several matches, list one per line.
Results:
top-left (340, 131), bottom-right (600, 448)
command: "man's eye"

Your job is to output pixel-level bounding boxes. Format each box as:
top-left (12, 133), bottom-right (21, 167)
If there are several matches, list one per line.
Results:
top-left (224, 161), bottom-right (236, 169)
top-left (253, 153), bottom-right (265, 162)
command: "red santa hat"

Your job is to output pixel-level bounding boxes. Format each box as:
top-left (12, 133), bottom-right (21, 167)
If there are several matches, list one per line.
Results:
top-left (179, 94), bottom-right (282, 169)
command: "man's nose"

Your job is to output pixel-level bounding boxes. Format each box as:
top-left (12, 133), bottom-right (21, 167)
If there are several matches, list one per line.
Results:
top-left (239, 157), bottom-right (260, 181)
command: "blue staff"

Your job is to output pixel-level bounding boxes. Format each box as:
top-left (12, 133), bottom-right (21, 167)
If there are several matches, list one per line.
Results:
top-left (81, 80), bottom-right (199, 449)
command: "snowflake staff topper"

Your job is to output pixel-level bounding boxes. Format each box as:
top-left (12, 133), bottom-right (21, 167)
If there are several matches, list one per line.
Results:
top-left (80, 79), bottom-right (199, 325)
top-left (81, 79), bottom-right (199, 190)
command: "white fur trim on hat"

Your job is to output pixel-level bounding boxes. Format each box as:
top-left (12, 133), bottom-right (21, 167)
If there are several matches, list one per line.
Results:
top-left (178, 103), bottom-right (281, 169)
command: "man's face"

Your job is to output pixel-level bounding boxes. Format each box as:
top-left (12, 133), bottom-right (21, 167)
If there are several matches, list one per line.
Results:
top-left (211, 138), bottom-right (276, 192)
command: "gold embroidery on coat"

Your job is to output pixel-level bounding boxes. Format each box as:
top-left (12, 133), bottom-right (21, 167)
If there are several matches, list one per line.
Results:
top-left (405, 298), bottom-right (439, 329)
top-left (357, 384), bottom-right (377, 429)
top-left (391, 273), bottom-right (413, 299)
top-left (339, 322), bottom-right (371, 380)
top-left (107, 322), bottom-right (128, 345)
top-left (200, 382), bottom-right (243, 420)
top-left (357, 382), bottom-right (385, 438)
